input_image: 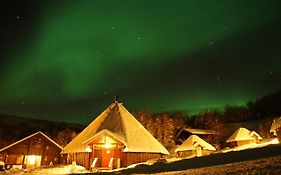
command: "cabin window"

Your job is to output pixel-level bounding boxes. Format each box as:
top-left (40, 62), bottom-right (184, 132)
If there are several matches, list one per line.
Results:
top-left (44, 156), bottom-right (48, 161)
top-left (46, 146), bottom-right (49, 150)
top-left (16, 155), bottom-right (24, 164)
top-left (54, 157), bottom-right (58, 162)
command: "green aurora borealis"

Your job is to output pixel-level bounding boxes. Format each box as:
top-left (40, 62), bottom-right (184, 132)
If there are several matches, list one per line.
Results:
top-left (0, 0), bottom-right (280, 124)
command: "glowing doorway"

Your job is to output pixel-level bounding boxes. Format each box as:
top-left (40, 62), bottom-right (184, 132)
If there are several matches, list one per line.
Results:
top-left (24, 155), bottom-right (41, 168)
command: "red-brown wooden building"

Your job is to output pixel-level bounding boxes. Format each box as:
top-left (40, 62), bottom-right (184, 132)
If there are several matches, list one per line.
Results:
top-left (0, 131), bottom-right (65, 169)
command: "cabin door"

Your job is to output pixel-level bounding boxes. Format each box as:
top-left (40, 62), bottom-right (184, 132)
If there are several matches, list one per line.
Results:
top-left (196, 146), bottom-right (202, 156)
top-left (101, 148), bottom-right (114, 167)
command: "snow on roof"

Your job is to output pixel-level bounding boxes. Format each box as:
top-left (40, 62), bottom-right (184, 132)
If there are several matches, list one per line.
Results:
top-left (175, 135), bottom-right (216, 152)
top-left (62, 102), bottom-right (169, 155)
top-left (226, 128), bottom-right (262, 143)
top-left (0, 131), bottom-right (62, 153)
top-left (249, 131), bottom-right (263, 140)
top-left (83, 129), bottom-right (127, 145)
top-left (183, 128), bottom-right (219, 135)
top-left (270, 117), bottom-right (281, 134)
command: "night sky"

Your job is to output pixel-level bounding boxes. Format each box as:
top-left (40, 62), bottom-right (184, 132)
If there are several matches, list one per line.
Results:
top-left (0, 0), bottom-right (280, 124)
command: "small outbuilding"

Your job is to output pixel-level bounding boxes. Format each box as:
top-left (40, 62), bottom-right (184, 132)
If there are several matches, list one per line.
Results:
top-left (270, 117), bottom-right (281, 143)
top-left (0, 131), bottom-right (64, 169)
top-left (175, 135), bottom-right (216, 157)
top-left (226, 127), bottom-right (262, 147)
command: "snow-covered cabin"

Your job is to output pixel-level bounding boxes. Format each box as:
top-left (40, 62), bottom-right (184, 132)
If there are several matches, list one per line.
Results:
top-left (226, 128), bottom-right (262, 147)
top-left (270, 117), bottom-right (281, 143)
top-left (0, 131), bottom-right (64, 169)
top-left (62, 99), bottom-right (169, 169)
top-left (175, 135), bottom-right (216, 157)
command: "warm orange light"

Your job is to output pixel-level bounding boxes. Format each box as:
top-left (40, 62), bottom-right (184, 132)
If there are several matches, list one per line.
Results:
top-left (103, 143), bottom-right (112, 148)
top-left (86, 146), bottom-right (92, 152)
top-left (106, 150), bottom-right (111, 154)
top-left (29, 155), bottom-right (36, 165)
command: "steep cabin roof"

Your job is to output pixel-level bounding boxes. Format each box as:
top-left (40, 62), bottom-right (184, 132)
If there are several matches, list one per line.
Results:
top-left (226, 127), bottom-right (262, 143)
top-left (0, 131), bottom-right (62, 153)
top-left (270, 117), bottom-right (281, 135)
top-left (175, 135), bottom-right (216, 152)
top-left (62, 102), bottom-right (169, 155)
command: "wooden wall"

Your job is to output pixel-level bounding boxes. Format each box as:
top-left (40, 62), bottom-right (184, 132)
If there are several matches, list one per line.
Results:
top-left (122, 152), bottom-right (163, 167)
top-left (66, 152), bottom-right (164, 169)
top-left (176, 149), bottom-right (214, 158)
top-left (227, 140), bottom-right (253, 147)
top-left (276, 128), bottom-right (281, 143)
top-left (67, 153), bottom-right (90, 169)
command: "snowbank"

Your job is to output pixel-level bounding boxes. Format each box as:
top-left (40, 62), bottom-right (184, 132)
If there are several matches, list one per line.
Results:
top-left (0, 164), bottom-right (87, 175)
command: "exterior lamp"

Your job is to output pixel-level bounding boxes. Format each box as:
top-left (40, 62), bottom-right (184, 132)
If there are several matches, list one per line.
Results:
top-left (86, 146), bottom-right (92, 152)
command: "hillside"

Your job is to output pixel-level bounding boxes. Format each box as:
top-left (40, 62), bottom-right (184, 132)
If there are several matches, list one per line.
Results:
top-left (0, 113), bottom-right (84, 148)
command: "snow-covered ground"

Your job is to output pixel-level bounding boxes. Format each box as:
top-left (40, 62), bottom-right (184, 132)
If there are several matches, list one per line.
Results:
top-left (0, 140), bottom-right (280, 175)
top-left (147, 155), bottom-right (281, 175)
top-left (0, 164), bottom-right (88, 175)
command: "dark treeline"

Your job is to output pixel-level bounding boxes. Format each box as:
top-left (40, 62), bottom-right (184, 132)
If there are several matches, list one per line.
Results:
top-left (0, 114), bottom-right (84, 148)
top-left (133, 89), bottom-right (281, 149)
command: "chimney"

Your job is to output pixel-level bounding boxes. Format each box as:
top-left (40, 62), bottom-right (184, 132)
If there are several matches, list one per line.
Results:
top-left (114, 95), bottom-right (119, 103)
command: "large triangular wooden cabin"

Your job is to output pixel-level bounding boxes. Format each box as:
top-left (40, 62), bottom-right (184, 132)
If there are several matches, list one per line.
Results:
top-left (175, 135), bottom-right (216, 157)
top-left (226, 127), bottom-right (262, 147)
top-left (0, 131), bottom-right (64, 169)
top-left (62, 100), bottom-right (169, 169)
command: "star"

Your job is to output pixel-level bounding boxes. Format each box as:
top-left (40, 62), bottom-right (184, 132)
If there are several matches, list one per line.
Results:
top-left (138, 37), bottom-right (141, 40)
